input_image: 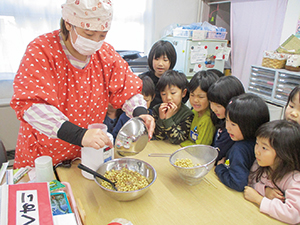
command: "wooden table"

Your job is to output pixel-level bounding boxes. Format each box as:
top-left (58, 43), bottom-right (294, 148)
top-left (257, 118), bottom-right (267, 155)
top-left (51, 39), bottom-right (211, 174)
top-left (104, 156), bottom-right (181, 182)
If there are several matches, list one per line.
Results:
top-left (56, 141), bottom-right (284, 225)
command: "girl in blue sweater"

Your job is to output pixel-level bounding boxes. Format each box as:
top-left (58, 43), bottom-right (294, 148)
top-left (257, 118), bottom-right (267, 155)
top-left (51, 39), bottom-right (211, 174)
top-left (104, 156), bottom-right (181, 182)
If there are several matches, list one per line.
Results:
top-left (215, 93), bottom-right (269, 192)
top-left (207, 76), bottom-right (245, 163)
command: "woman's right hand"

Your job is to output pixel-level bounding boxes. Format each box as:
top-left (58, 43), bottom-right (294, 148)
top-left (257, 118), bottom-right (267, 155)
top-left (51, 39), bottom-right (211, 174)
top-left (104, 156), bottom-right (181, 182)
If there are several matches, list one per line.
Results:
top-left (81, 129), bottom-right (113, 149)
top-left (265, 187), bottom-right (285, 202)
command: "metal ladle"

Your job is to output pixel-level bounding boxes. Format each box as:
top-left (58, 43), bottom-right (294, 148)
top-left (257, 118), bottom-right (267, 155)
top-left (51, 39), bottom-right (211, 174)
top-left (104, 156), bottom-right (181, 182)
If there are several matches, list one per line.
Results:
top-left (78, 163), bottom-right (118, 191)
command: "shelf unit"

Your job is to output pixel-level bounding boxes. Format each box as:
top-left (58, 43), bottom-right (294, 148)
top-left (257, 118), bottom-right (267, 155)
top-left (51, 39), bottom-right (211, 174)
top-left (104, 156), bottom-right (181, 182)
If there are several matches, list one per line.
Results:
top-left (248, 65), bottom-right (300, 106)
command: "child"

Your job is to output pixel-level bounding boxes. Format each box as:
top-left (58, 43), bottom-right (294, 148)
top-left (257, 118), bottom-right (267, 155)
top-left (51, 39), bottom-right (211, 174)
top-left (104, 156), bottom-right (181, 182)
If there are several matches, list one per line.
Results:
top-left (112, 75), bottom-right (156, 140)
top-left (181, 71), bottom-right (219, 147)
top-left (153, 70), bottom-right (194, 144)
top-left (138, 74), bottom-right (156, 114)
top-left (207, 75), bottom-right (245, 163)
top-left (103, 103), bottom-right (123, 134)
top-left (262, 85), bottom-right (300, 202)
top-left (207, 68), bottom-right (224, 78)
top-left (285, 85), bottom-right (300, 125)
top-left (141, 40), bottom-right (188, 109)
top-left (244, 120), bottom-right (300, 224)
top-left (215, 93), bottom-right (270, 192)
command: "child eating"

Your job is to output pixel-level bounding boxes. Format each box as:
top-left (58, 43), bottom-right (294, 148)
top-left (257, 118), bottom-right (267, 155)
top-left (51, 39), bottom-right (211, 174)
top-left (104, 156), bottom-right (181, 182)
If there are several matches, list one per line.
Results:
top-left (153, 70), bottom-right (193, 144)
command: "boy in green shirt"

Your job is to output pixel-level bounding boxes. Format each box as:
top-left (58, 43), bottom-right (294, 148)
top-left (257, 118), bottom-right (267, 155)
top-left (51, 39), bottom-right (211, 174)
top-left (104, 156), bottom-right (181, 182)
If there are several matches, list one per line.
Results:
top-left (153, 70), bottom-right (193, 144)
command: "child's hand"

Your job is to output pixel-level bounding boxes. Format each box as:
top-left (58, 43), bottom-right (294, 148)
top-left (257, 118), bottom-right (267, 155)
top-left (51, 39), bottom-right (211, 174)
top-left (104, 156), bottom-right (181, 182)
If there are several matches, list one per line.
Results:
top-left (265, 186), bottom-right (285, 202)
top-left (244, 186), bottom-right (263, 206)
top-left (165, 102), bottom-right (177, 119)
top-left (217, 157), bottom-right (226, 165)
top-left (158, 103), bottom-right (169, 120)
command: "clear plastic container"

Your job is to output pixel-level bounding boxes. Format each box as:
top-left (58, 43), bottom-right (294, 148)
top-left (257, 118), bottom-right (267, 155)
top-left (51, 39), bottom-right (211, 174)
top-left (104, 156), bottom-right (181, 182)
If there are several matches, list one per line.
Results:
top-left (81, 124), bottom-right (114, 180)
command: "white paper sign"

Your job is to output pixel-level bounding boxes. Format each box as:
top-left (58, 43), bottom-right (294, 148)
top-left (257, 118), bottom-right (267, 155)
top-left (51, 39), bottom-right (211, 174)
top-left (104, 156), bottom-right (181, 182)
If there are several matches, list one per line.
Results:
top-left (190, 46), bottom-right (207, 64)
top-left (16, 190), bottom-right (40, 225)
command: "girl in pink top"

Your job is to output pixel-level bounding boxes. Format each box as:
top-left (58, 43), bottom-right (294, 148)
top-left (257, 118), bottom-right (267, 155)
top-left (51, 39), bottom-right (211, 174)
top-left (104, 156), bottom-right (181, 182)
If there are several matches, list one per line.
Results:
top-left (244, 120), bottom-right (300, 224)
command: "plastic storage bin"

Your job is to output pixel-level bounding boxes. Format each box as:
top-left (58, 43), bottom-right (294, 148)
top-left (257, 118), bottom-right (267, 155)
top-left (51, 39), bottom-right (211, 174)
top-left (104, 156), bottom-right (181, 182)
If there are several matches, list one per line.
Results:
top-left (173, 28), bottom-right (193, 38)
top-left (206, 31), bottom-right (227, 40)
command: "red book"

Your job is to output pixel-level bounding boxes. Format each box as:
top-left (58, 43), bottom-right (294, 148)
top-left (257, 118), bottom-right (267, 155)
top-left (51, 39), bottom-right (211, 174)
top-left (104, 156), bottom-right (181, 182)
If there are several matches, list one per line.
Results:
top-left (8, 182), bottom-right (54, 225)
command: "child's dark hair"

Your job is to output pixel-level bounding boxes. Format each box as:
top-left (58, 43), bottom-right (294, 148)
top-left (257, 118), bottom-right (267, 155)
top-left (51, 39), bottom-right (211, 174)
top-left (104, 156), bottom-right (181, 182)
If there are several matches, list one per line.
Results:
top-left (148, 40), bottom-right (177, 71)
top-left (285, 85), bottom-right (300, 109)
top-left (139, 74), bottom-right (155, 98)
top-left (156, 70), bottom-right (188, 93)
top-left (250, 120), bottom-right (300, 185)
top-left (226, 93), bottom-right (270, 140)
top-left (189, 70), bottom-right (219, 93)
top-left (206, 69), bottom-right (224, 78)
top-left (207, 76), bottom-right (245, 108)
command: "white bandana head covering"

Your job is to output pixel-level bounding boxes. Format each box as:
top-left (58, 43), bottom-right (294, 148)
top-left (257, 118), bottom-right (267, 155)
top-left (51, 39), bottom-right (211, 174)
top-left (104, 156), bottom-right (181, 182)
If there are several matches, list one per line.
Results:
top-left (61, 0), bottom-right (113, 31)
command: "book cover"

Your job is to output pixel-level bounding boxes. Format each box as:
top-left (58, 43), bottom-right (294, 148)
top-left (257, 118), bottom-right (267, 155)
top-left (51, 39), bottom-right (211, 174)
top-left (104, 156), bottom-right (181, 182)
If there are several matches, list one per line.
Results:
top-left (50, 192), bottom-right (72, 216)
top-left (8, 182), bottom-right (54, 225)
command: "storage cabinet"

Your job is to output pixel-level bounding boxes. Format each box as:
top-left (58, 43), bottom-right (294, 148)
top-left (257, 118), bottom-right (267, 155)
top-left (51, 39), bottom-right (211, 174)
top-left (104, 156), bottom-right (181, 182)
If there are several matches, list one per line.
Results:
top-left (248, 65), bottom-right (300, 120)
top-left (248, 65), bottom-right (300, 106)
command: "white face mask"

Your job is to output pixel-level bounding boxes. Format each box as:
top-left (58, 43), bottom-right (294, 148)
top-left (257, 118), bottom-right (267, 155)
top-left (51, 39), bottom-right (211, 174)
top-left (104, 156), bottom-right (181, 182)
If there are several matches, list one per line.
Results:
top-left (70, 27), bottom-right (104, 56)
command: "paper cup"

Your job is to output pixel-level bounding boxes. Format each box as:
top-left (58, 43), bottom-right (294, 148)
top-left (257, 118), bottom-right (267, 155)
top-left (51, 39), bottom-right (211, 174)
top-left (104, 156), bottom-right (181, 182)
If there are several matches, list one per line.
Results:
top-left (35, 156), bottom-right (55, 182)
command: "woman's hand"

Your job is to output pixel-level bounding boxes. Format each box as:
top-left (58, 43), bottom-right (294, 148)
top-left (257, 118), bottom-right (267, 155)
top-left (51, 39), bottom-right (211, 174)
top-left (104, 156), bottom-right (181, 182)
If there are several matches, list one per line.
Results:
top-left (244, 186), bottom-right (263, 206)
top-left (138, 114), bottom-right (155, 140)
top-left (81, 129), bottom-right (113, 149)
top-left (265, 187), bottom-right (285, 202)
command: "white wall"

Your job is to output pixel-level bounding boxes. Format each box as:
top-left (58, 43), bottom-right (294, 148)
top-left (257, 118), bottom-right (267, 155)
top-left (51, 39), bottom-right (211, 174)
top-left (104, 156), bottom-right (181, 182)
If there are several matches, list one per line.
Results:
top-left (0, 106), bottom-right (19, 151)
top-left (280, 0), bottom-right (300, 44)
top-left (144, 0), bottom-right (199, 54)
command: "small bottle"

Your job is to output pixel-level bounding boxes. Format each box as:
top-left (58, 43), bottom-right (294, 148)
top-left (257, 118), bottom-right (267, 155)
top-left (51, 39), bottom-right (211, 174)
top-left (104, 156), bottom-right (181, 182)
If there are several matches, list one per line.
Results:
top-left (81, 123), bottom-right (114, 180)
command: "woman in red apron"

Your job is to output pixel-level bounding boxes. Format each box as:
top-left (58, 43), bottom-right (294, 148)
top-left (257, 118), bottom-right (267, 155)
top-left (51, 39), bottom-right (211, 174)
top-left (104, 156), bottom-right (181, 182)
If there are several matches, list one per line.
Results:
top-left (10, 0), bottom-right (154, 168)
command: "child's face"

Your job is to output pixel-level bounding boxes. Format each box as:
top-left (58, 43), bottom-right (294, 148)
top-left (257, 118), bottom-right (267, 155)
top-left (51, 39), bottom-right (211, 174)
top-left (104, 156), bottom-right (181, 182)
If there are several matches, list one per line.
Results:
top-left (285, 91), bottom-right (300, 125)
top-left (189, 87), bottom-right (209, 115)
top-left (107, 103), bottom-right (116, 113)
top-left (160, 85), bottom-right (186, 108)
top-left (153, 55), bottom-right (171, 78)
top-left (210, 102), bottom-right (226, 119)
top-left (225, 115), bottom-right (244, 141)
top-left (255, 137), bottom-right (277, 169)
top-left (143, 95), bottom-right (154, 109)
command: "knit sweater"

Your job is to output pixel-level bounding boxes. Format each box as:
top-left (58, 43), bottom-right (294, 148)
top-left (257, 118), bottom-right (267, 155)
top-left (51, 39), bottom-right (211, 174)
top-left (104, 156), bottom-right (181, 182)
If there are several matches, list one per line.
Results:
top-left (215, 140), bottom-right (256, 192)
top-left (212, 120), bottom-right (235, 162)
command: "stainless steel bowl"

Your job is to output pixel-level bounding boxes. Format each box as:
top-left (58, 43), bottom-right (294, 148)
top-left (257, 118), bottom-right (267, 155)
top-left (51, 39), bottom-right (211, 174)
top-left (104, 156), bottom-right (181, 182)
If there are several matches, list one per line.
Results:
top-left (169, 145), bottom-right (218, 186)
top-left (114, 117), bottom-right (148, 157)
top-left (94, 158), bottom-right (157, 201)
